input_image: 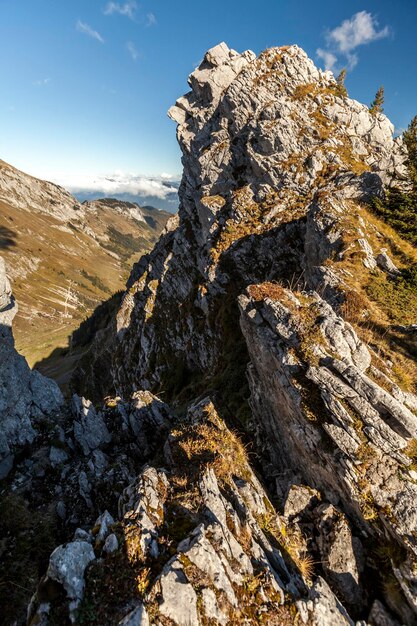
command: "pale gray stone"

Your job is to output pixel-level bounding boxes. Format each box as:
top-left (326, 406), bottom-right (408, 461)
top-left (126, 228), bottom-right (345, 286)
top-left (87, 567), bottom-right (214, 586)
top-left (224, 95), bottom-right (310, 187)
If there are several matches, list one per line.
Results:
top-left (159, 560), bottom-right (199, 626)
top-left (103, 533), bottom-right (119, 554)
top-left (376, 250), bottom-right (400, 275)
top-left (47, 541), bottom-right (95, 601)
top-left (95, 510), bottom-right (115, 542)
top-left (118, 605), bottom-right (149, 626)
top-left (71, 395), bottom-right (111, 455)
top-left (357, 238), bottom-right (377, 269)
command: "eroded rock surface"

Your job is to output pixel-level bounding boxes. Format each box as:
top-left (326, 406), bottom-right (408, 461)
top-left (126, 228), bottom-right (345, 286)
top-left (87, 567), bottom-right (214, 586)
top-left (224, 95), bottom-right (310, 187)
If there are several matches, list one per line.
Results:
top-left (3, 42), bottom-right (417, 625)
top-left (30, 400), bottom-right (356, 625)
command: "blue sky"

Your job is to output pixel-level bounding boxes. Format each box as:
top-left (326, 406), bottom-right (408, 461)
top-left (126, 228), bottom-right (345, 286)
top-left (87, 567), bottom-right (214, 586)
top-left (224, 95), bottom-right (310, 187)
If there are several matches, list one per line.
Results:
top-left (0, 0), bottom-right (416, 203)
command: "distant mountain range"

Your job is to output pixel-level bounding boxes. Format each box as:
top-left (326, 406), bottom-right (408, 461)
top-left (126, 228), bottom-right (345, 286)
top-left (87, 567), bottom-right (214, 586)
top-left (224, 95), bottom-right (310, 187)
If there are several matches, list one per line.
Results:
top-left (48, 171), bottom-right (180, 213)
top-left (73, 189), bottom-right (178, 213)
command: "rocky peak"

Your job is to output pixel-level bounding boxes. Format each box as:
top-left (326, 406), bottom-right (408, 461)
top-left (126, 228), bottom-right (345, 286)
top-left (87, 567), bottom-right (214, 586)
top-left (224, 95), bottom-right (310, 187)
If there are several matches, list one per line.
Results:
top-left (106, 42), bottom-right (409, 398)
top-left (67, 42), bottom-right (417, 624)
top-left (168, 43), bottom-right (407, 241)
top-left (3, 43), bottom-right (417, 625)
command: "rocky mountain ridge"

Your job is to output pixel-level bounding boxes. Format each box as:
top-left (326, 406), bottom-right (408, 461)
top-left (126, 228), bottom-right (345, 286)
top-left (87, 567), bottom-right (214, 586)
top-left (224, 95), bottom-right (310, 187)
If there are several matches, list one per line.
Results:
top-left (0, 159), bottom-right (83, 221)
top-left (1, 42), bottom-right (417, 626)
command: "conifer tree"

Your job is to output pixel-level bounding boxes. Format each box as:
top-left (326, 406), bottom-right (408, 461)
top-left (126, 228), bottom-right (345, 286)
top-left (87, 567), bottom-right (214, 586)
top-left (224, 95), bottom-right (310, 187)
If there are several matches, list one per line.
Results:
top-left (335, 69), bottom-right (347, 97)
top-left (403, 115), bottom-right (417, 189)
top-left (371, 113), bottom-right (417, 245)
top-left (369, 86), bottom-right (384, 115)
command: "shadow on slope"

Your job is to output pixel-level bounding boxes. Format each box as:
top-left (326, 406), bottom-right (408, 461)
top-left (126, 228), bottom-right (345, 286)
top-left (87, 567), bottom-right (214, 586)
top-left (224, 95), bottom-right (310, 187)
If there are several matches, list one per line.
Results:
top-left (34, 291), bottom-right (123, 396)
top-left (0, 225), bottom-right (17, 250)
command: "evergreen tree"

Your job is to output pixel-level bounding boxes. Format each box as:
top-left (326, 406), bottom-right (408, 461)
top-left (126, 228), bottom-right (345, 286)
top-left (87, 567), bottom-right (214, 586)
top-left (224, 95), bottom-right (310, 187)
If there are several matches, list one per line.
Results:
top-left (403, 115), bottom-right (417, 189)
top-left (369, 86), bottom-right (384, 115)
top-left (335, 69), bottom-right (347, 97)
top-left (371, 114), bottom-right (417, 246)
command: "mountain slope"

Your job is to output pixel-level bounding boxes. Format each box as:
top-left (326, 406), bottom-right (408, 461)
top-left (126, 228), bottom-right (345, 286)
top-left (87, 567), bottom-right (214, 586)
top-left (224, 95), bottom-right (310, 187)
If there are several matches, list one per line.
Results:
top-left (2, 42), bottom-right (417, 626)
top-left (68, 43), bottom-right (417, 623)
top-left (0, 161), bottom-right (170, 379)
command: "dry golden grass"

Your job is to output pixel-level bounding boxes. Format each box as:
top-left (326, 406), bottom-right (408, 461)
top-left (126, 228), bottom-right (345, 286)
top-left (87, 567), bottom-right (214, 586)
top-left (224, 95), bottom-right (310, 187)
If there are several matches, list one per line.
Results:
top-left (405, 439), bottom-right (417, 470)
top-left (248, 281), bottom-right (289, 302)
top-left (327, 202), bottom-right (417, 393)
top-left (173, 402), bottom-right (252, 487)
top-left (258, 512), bottom-right (315, 582)
top-left (292, 83), bottom-right (317, 99)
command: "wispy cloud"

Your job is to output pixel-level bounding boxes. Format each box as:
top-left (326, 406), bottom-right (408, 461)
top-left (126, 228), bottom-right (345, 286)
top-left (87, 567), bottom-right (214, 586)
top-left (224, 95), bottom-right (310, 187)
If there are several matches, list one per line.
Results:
top-left (329, 11), bottom-right (389, 53)
top-left (103, 1), bottom-right (137, 19)
top-left (76, 20), bottom-right (105, 43)
top-left (146, 12), bottom-right (157, 27)
top-left (317, 11), bottom-right (390, 71)
top-left (316, 49), bottom-right (337, 72)
top-left (126, 41), bottom-right (139, 61)
top-left (50, 171), bottom-right (179, 201)
top-left (33, 78), bottom-right (51, 86)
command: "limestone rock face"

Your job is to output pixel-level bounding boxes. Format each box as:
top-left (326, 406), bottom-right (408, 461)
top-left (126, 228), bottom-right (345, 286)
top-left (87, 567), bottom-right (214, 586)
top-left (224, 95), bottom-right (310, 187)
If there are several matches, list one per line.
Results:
top-left (6, 42), bottom-right (417, 625)
top-left (66, 41), bottom-right (417, 623)
top-left (71, 394), bottom-right (112, 455)
top-left (102, 43), bottom-right (406, 401)
top-left (31, 400), bottom-right (354, 625)
top-left (0, 255), bottom-right (63, 471)
top-left (0, 158), bottom-right (83, 221)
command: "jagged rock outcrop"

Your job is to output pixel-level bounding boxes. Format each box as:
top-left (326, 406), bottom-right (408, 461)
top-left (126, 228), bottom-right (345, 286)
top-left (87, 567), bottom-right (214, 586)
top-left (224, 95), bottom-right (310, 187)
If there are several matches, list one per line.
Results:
top-left (102, 43), bottom-right (408, 399)
top-left (3, 42), bottom-right (417, 625)
top-left (0, 256), bottom-right (63, 477)
top-left (71, 42), bottom-right (417, 623)
top-left (29, 399), bottom-right (358, 625)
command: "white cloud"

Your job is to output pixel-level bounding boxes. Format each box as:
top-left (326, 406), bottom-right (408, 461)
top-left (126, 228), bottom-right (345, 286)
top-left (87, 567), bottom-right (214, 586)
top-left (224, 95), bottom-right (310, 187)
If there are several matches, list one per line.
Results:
top-left (76, 20), bottom-right (104, 43)
top-left (126, 41), bottom-right (139, 61)
top-left (104, 1), bottom-right (137, 19)
top-left (49, 171), bottom-right (179, 200)
top-left (317, 11), bottom-right (389, 72)
top-left (33, 78), bottom-right (51, 86)
top-left (346, 53), bottom-right (358, 71)
top-left (146, 12), bottom-right (157, 27)
top-left (316, 48), bottom-right (337, 71)
top-left (328, 11), bottom-right (389, 53)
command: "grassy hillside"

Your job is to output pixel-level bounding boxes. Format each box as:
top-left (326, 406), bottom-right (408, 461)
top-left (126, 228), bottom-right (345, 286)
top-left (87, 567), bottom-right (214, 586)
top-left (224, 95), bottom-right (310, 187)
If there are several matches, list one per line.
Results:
top-left (0, 189), bottom-right (169, 385)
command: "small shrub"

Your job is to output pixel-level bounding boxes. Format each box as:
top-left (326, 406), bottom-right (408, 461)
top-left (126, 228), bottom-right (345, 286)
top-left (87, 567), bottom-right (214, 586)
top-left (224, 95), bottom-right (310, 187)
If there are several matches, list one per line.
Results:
top-left (369, 86), bottom-right (385, 116)
top-left (335, 69), bottom-right (348, 98)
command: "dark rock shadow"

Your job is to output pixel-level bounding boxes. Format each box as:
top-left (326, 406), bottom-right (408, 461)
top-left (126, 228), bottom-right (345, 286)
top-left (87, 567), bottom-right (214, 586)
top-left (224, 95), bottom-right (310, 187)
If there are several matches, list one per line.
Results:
top-left (0, 225), bottom-right (17, 250)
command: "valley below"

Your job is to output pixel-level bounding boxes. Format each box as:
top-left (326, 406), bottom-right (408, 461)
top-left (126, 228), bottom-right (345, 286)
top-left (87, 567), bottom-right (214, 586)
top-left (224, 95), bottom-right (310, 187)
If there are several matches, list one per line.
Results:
top-left (0, 160), bottom-right (170, 387)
